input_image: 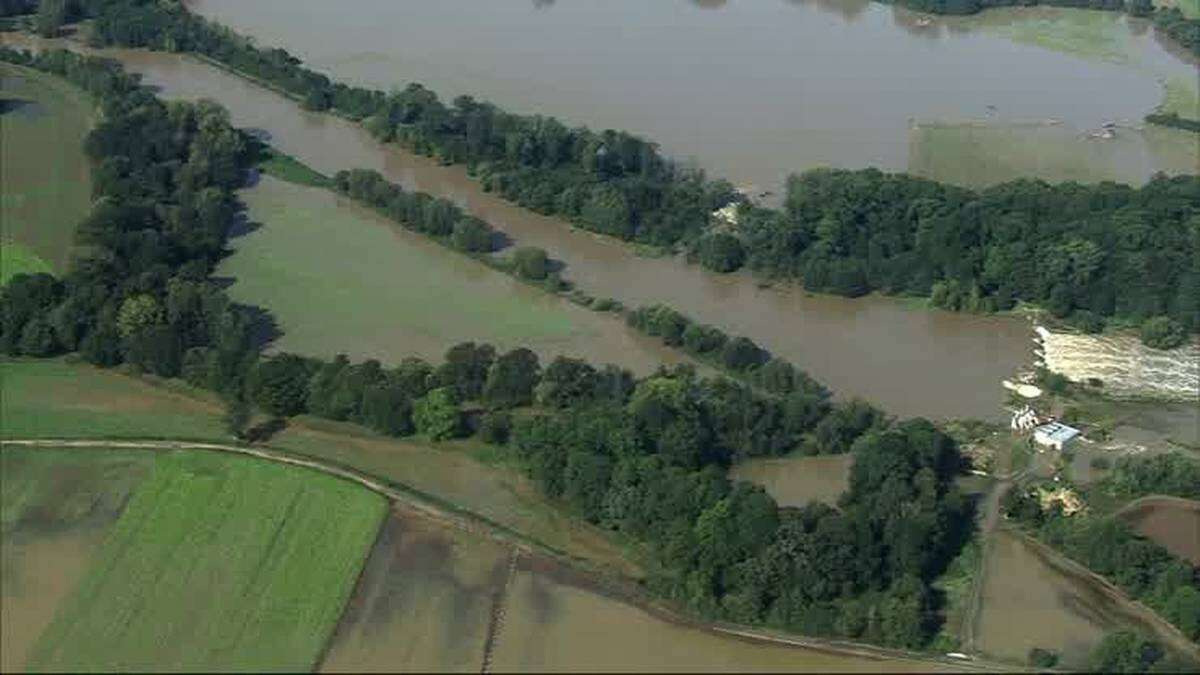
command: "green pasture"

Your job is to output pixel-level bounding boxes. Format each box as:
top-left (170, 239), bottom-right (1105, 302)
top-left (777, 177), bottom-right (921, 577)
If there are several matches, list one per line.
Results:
top-left (27, 450), bottom-right (386, 671)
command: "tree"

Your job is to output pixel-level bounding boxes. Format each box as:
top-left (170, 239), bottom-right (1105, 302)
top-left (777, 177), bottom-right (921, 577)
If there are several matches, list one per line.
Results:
top-left (1139, 316), bottom-right (1187, 350)
top-left (250, 354), bottom-right (313, 417)
top-left (720, 336), bottom-right (766, 371)
top-left (1089, 632), bottom-right (1164, 673)
top-left (117, 294), bottom-right (163, 338)
top-left (361, 382), bottom-right (414, 436)
top-left (536, 356), bottom-right (599, 408)
top-left (697, 232), bottom-right (746, 273)
top-left (512, 246), bottom-right (549, 280)
top-left (451, 216), bottom-right (494, 252)
top-left (413, 387), bottom-right (462, 440)
top-left (483, 348), bottom-right (540, 408)
top-left (478, 410), bottom-right (512, 444)
top-left (1027, 648), bottom-right (1058, 668)
top-left (437, 342), bottom-right (495, 400)
top-left (35, 0), bottom-right (67, 37)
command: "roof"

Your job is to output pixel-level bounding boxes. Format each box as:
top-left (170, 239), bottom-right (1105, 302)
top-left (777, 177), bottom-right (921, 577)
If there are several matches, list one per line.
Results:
top-left (1034, 422), bottom-right (1080, 444)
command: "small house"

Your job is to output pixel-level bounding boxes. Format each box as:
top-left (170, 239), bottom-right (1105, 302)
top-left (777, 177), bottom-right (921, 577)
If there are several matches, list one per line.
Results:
top-left (1033, 422), bottom-right (1080, 452)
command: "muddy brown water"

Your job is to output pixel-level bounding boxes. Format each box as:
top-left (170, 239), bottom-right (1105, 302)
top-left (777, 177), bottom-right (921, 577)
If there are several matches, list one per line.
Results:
top-left (731, 453), bottom-right (854, 508)
top-left (320, 510), bottom-right (509, 672)
top-left (974, 529), bottom-right (1187, 668)
top-left (188, 0), bottom-right (1195, 195)
top-left (0, 34), bottom-right (1037, 421)
top-left (1118, 497), bottom-right (1200, 565)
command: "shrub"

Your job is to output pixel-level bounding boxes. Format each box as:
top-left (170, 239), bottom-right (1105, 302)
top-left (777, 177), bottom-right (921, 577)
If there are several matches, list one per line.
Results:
top-left (1139, 316), bottom-right (1187, 350)
top-left (512, 246), bottom-right (549, 280)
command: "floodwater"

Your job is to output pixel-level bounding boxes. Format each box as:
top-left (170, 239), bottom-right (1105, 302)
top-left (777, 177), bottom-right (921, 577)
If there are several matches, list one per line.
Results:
top-left (0, 41), bottom-right (1038, 421)
top-left (320, 510), bottom-right (508, 672)
top-left (1118, 497), bottom-right (1200, 565)
top-left (221, 175), bottom-right (690, 374)
top-left (731, 454), bottom-right (854, 508)
top-left (974, 529), bottom-right (1185, 668)
top-left (188, 0), bottom-right (1197, 193)
top-left (492, 558), bottom-right (962, 672)
top-left (0, 64), bottom-right (92, 271)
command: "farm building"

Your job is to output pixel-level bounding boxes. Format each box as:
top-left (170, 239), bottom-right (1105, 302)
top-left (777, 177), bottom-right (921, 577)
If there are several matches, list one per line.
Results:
top-left (1032, 422), bottom-right (1080, 452)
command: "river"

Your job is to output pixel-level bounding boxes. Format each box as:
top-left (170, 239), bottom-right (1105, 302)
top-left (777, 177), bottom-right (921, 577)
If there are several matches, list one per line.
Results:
top-left (2, 31), bottom-right (1037, 420)
top-left (188, 0), bottom-right (1198, 192)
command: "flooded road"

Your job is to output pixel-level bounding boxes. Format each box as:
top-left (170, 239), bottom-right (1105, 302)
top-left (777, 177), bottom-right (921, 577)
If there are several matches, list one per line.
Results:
top-left (188, 0), bottom-right (1197, 193)
top-left (0, 38), bottom-right (1037, 420)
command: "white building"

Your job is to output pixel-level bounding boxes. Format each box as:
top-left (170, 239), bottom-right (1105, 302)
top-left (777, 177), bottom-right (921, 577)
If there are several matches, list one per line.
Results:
top-left (1033, 422), bottom-right (1080, 452)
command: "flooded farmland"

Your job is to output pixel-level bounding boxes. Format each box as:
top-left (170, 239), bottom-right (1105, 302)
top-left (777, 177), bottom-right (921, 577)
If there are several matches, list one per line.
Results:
top-left (1118, 497), bottom-right (1200, 565)
top-left (188, 0), bottom-right (1197, 194)
top-left (321, 510), bottom-right (508, 672)
top-left (492, 558), bottom-right (961, 673)
top-left (731, 454), bottom-right (854, 508)
top-left (220, 175), bottom-right (688, 374)
top-left (0, 35), bottom-right (1038, 421)
top-left (0, 63), bottom-right (92, 272)
top-left (974, 529), bottom-right (1186, 668)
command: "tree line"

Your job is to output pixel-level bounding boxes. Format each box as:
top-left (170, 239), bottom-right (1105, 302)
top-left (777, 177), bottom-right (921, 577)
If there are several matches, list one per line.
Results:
top-left (736, 170), bottom-right (1199, 348)
top-left (0, 46), bottom-right (977, 650)
top-left (54, 0), bottom-right (1199, 348)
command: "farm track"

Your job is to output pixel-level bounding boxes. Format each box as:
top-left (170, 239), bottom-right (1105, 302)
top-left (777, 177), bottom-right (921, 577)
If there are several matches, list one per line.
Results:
top-left (1, 438), bottom-right (1018, 672)
top-left (479, 549), bottom-right (520, 673)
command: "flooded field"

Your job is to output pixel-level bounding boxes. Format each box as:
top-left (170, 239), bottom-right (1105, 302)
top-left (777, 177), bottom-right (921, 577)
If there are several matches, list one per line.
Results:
top-left (492, 558), bottom-right (959, 673)
top-left (974, 529), bottom-right (1179, 668)
top-left (1118, 497), bottom-right (1200, 565)
top-left (731, 454), bottom-right (854, 508)
top-left (321, 510), bottom-right (508, 672)
top-left (0, 34), bottom-right (1037, 421)
top-left (219, 175), bottom-right (687, 374)
top-left (0, 63), bottom-right (92, 272)
top-left (0, 447), bottom-right (155, 672)
top-left (275, 419), bottom-right (641, 577)
top-left (189, 0), bottom-right (1195, 193)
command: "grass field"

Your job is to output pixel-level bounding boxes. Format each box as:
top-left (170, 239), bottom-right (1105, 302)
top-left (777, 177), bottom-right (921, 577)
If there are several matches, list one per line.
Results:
top-left (256, 147), bottom-right (332, 188)
top-left (218, 175), bottom-right (676, 373)
top-left (27, 450), bottom-right (386, 672)
top-left (1, 447), bottom-right (156, 672)
top-left (1, 240), bottom-right (52, 286)
top-left (0, 64), bottom-right (92, 273)
top-left (0, 358), bottom-right (227, 440)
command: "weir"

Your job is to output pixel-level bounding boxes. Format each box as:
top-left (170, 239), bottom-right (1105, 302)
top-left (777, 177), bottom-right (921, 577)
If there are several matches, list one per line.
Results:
top-left (1034, 326), bottom-right (1200, 401)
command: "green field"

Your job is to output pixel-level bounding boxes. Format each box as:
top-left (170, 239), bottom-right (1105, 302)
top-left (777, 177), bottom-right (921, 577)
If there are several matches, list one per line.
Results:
top-left (27, 450), bottom-right (386, 671)
top-left (1, 240), bottom-right (52, 286)
top-left (0, 64), bottom-right (93, 273)
top-left (0, 359), bottom-right (227, 440)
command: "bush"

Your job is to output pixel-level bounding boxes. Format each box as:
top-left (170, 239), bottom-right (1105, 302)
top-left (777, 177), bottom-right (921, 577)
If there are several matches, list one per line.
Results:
top-left (478, 410), bottom-right (512, 444)
top-left (720, 336), bottom-right (767, 371)
top-left (413, 387), bottom-right (463, 440)
top-left (697, 232), bottom-right (746, 273)
top-left (1139, 316), bottom-right (1187, 350)
top-left (450, 216), bottom-right (495, 253)
top-left (512, 246), bottom-right (549, 280)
